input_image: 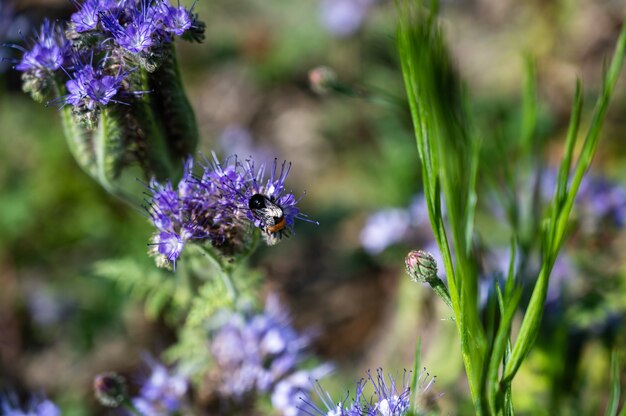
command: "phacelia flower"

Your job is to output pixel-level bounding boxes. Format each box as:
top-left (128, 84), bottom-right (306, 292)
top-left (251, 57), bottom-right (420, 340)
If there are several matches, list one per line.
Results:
top-left (146, 153), bottom-right (316, 267)
top-left (132, 360), bottom-right (188, 416)
top-left (300, 368), bottom-right (436, 416)
top-left (157, 2), bottom-right (194, 36)
top-left (100, 4), bottom-right (158, 54)
top-left (64, 61), bottom-right (128, 110)
top-left (13, 19), bottom-right (69, 73)
top-left (214, 155), bottom-right (318, 245)
top-left (366, 369), bottom-right (411, 416)
top-left (1, 393), bottom-right (60, 416)
top-left (208, 295), bottom-right (323, 404)
top-left (147, 158), bottom-right (223, 268)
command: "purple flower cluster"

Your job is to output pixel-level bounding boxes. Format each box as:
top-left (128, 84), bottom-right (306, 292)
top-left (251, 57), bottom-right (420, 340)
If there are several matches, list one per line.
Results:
top-left (8, 0), bottom-right (203, 112)
top-left (300, 368), bottom-right (436, 416)
top-left (147, 153), bottom-right (315, 268)
top-left (0, 393), bottom-right (60, 416)
top-left (209, 296), bottom-right (328, 414)
top-left (131, 360), bottom-right (188, 416)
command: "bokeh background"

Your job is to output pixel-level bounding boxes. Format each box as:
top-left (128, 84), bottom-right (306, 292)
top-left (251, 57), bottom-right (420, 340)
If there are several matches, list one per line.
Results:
top-left (1, 0), bottom-right (626, 414)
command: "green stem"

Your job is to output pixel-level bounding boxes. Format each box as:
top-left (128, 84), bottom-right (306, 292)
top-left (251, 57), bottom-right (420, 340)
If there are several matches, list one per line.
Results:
top-left (429, 278), bottom-right (453, 310)
top-left (199, 246), bottom-right (238, 304)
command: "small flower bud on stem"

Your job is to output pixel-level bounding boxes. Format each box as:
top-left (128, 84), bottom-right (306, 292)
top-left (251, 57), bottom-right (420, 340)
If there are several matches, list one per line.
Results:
top-left (406, 250), bottom-right (453, 310)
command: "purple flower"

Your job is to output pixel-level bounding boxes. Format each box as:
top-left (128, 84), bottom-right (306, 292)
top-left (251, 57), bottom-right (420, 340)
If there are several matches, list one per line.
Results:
top-left (146, 153), bottom-right (315, 265)
top-left (147, 158), bottom-right (221, 267)
top-left (360, 209), bottom-right (411, 255)
top-left (1, 393), bottom-right (60, 416)
top-left (213, 154), bottom-right (317, 244)
top-left (99, 0), bottom-right (163, 54)
top-left (365, 369), bottom-right (411, 416)
top-left (12, 19), bottom-right (69, 73)
top-left (64, 62), bottom-right (128, 110)
top-left (156, 1), bottom-right (194, 36)
top-left (300, 368), bottom-right (436, 416)
top-left (209, 296), bottom-right (317, 401)
top-left (71, 0), bottom-right (102, 33)
top-left (132, 360), bottom-right (188, 416)
top-left (319, 0), bottom-right (375, 38)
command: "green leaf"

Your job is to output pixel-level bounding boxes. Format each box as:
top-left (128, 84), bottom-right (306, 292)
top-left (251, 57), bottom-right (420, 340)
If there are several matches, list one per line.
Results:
top-left (504, 19), bottom-right (626, 384)
top-left (605, 350), bottom-right (621, 416)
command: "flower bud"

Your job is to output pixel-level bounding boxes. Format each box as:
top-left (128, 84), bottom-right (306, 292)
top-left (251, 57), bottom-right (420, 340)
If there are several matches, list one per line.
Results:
top-left (308, 66), bottom-right (338, 95)
top-left (405, 250), bottom-right (438, 284)
top-left (94, 372), bottom-right (128, 408)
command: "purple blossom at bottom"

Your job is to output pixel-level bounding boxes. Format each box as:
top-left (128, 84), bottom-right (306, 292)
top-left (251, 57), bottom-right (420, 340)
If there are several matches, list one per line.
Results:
top-left (0, 393), bottom-right (60, 416)
top-left (299, 368), bottom-right (436, 416)
top-left (131, 360), bottom-right (188, 416)
top-left (209, 295), bottom-right (326, 409)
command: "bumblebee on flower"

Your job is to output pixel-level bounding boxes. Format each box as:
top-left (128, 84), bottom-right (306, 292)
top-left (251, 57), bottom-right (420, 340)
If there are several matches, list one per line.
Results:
top-left (146, 153), bottom-right (317, 268)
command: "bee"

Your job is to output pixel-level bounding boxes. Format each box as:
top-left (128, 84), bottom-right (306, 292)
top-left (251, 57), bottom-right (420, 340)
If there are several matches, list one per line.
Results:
top-left (248, 193), bottom-right (288, 240)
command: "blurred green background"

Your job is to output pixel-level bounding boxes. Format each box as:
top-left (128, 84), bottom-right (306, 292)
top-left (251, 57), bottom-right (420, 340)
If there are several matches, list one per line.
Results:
top-left (1, 0), bottom-right (626, 414)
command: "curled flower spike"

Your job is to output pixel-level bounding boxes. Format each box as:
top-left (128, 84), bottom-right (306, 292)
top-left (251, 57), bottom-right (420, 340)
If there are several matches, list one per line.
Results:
top-left (145, 153), bottom-right (317, 267)
top-left (5, 19), bottom-right (70, 101)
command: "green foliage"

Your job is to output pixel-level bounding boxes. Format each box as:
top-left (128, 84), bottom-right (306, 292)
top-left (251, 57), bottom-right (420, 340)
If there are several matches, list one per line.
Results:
top-left (606, 351), bottom-right (621, 416)
top-left (397, 0), bottom-right (626, 414)
top-left (93, 257), bottom-right (192, 320)
top-left (397, 0), bottom-right (484, 410)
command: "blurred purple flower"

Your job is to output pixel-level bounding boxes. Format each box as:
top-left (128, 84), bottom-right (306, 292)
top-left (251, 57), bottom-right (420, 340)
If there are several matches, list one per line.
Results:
top-left (146, 152), bottom-right (315, 265)
top-left (132, 360), bottom-right (188, 416)
top-left (360, 193), bottom-right (436, 255)
top-left (210, 296), bottom-right (323, 403)
top-left (319, 0), bottom-right (375, 38)
top-left (360, 208), bottom-right (411, 255)
top-left (0, 393), bottom-right (60, 416)
top-left (11, 19), bottom-right (69, 73)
